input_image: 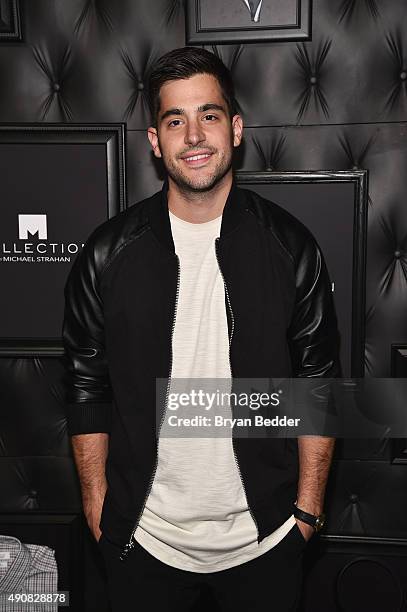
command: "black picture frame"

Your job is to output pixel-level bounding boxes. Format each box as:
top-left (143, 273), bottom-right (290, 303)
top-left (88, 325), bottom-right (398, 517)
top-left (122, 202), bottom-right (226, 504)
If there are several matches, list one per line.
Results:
top-left (0, 124), bottom-right (126, 357)
top-left (391, 344), bottom-right (407, 464)
top-left (0, 512), bottom-right (83, 611)
top-left (236, 170), bottom-right (368, 378)
top-left (0, 0), bottom-right (22, 41)
top-left (186, 0), bottom-right (312, 44)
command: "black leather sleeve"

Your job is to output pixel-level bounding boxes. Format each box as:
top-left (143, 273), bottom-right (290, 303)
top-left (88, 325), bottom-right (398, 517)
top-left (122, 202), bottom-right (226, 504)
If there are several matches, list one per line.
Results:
top-left (287, 228), bottom-right (342, 379)
top-left (244, 187), bottom-right (342, 381)
top-left (62, 231), bottom-right (113, 436)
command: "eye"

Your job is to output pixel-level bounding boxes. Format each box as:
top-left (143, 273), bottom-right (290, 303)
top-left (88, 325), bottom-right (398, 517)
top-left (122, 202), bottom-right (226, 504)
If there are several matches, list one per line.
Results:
top-left (168, 119), bottom-right (183, 127)
top-left (203, 114), bottom-right (217, 121)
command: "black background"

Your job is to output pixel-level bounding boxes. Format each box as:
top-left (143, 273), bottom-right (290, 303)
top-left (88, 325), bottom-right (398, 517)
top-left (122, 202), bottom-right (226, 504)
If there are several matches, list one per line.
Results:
top-left (0, 1), bottom-right (407, 611)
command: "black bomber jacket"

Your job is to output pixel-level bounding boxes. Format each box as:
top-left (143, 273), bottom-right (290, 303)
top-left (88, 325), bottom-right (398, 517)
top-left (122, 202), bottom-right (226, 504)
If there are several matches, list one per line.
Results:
top-left (62, 179), bottom-right (341, 562)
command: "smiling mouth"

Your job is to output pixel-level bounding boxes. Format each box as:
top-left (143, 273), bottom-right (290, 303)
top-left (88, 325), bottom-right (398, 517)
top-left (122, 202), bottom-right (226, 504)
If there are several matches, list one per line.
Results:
top-left (180, 151), bottom-right (213, 166)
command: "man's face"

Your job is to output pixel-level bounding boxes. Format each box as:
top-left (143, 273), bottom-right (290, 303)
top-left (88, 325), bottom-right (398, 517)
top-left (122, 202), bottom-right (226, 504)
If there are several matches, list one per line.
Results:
top-left (147, 73), bottom-right (243, 194)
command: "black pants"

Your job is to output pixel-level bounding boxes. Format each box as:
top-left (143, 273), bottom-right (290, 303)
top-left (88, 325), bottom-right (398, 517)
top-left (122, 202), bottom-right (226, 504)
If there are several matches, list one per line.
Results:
top-left (98, 523), bottom-right (306, 611)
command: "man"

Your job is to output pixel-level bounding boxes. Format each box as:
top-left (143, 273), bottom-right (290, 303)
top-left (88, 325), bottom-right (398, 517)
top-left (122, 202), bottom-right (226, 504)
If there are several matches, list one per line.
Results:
top-left (62, 47), bottom-right (341, 611)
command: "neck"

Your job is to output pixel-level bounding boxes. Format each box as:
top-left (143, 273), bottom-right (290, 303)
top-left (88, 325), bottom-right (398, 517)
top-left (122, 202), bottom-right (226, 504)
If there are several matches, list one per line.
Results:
top-left (167, 172), bottom-right (233, 223)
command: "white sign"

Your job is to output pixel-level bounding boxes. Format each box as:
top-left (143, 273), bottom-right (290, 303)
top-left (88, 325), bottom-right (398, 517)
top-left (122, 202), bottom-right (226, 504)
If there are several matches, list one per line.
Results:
top-left (18, 214), bottom-right (47, 240)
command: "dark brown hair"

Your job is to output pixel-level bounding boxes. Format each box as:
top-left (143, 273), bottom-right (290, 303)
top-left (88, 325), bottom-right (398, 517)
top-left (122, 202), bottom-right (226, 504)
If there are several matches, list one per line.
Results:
top-left (147, 47), bottom-right (238, 126)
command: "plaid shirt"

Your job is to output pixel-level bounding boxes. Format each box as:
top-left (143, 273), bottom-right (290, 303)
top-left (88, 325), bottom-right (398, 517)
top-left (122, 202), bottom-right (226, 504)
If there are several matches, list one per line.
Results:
top-left (0, 535), bottom-right (58, 611)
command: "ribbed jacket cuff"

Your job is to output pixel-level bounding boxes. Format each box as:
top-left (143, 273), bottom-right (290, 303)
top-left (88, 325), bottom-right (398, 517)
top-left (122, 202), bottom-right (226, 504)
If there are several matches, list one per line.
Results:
top-left (67, 402), bottom-right (112, 435)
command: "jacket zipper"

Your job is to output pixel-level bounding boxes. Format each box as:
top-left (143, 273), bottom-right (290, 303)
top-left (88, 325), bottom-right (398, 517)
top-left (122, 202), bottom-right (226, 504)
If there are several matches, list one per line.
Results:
top-left (119, 254), bottom-right (180, 561)
top-left (214, 238), bottom-right (261, 543)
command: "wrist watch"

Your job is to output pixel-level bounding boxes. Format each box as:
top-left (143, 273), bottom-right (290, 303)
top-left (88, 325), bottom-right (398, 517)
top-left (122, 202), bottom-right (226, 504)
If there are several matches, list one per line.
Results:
top-left (293, 504), bottom-right (325, 532)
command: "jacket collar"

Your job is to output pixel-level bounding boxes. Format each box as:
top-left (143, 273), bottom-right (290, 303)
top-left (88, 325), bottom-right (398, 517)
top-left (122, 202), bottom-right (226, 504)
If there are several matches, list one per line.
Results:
top-left (148, 177), bottom-right (248, 255)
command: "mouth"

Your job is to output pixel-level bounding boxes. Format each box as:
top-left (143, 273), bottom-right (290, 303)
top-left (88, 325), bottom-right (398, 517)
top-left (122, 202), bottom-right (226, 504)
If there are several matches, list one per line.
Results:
top-left (180, 150), bottom-right (214, 167)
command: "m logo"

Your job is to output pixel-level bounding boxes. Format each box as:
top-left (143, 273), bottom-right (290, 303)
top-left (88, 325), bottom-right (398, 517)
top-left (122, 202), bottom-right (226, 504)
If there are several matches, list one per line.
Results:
top-left (18, 214), bottom-right (48, 240)
top-left (242, 0), bottom-right (263, 22)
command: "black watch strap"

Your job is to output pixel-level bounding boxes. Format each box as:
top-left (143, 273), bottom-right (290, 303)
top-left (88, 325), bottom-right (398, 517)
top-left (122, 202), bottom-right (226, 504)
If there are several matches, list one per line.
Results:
top-left (293, 505), bottom-right (325, 532)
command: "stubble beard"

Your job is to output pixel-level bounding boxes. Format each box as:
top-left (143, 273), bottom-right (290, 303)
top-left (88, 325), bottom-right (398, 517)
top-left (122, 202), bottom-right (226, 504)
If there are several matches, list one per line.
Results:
top-left (160, 141), bottom-right (234, 196)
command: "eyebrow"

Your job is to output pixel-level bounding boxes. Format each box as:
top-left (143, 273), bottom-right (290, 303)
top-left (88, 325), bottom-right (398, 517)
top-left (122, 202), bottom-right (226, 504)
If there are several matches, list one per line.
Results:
top-left (159, 103), bottom-right (227, 123)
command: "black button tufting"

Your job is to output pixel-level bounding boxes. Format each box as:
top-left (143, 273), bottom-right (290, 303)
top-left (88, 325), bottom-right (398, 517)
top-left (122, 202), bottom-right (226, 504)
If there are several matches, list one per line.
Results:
top-left (400, 71), bottom-right (407, 81)
top-left (30, 489), bottom-right (38, 497)
top-left (137, 81), bottom-right (144, 91)
top-left (350, 493), bottom-right (358, 503)
top-left (310, 75), bottom-right (317, 85)
top-left (394, 250), bottom-right (402, 258)
top-left (53, 83), bottom-right (60, 92)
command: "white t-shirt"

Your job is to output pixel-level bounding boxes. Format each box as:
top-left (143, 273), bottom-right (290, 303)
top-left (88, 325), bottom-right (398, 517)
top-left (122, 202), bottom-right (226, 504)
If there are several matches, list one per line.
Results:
top-left (134, 210), bottom-right (295, 572)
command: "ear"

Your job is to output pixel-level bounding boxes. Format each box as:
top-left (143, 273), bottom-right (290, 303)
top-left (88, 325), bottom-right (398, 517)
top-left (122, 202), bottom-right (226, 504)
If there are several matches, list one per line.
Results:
top-left (147, 127), bottom-right (162, 158)
top-left (231, 114), bottom-right (243, 148)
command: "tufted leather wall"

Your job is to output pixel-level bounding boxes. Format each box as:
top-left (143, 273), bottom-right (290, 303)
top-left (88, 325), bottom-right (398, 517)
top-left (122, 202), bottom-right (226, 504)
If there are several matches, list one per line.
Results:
top-left (1, 1), bottom-right (407, 610)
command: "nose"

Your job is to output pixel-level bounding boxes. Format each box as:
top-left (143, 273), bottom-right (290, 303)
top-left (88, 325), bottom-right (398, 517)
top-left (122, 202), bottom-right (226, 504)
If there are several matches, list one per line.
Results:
top-left (184, 119), bottom-right (205, 147)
